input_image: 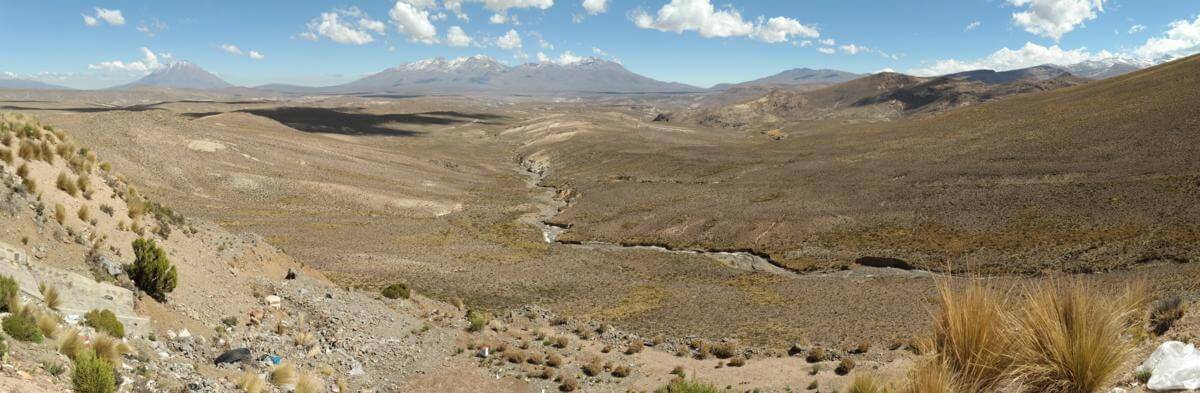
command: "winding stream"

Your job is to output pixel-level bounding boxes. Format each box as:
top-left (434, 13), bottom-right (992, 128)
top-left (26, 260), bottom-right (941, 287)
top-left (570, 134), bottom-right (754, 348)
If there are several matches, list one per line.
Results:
top-left (519, 158), bottom-right (800, 277)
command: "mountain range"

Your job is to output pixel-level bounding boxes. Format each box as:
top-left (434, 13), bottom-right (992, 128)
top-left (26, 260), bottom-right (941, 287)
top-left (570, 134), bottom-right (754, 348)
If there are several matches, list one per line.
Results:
top-left (260, 55), bottom-right (702, 95)
top-left (5, 55), bottom-right (1161, 94)
top-left (711, 68), bottom-right (862, 90)
top-left (112, 61), bottom-right (233, 90)
top-left (0, 77), bottom-right (71, 90)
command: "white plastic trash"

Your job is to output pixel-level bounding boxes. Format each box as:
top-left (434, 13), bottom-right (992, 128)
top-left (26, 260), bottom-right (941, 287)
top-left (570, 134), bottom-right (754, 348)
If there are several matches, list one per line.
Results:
top-left (1140, 341), bottom-right (1200, 391)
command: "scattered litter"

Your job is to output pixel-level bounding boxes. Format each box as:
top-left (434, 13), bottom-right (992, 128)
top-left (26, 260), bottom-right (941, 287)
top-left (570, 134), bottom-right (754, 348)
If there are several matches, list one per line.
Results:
top-left (1139, 341), bottom-right (1200, 390)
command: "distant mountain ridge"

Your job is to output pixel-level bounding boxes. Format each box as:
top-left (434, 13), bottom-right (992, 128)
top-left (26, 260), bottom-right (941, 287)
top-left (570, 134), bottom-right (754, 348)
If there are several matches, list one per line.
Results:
top-left (713, 68), bottom-right (862, 90)
top-left (112, 62), bottom-right (233, 90)
top-left (262, 55), bottom-right (702, 95)
top-left (0, 77), bottom-right (70, 90)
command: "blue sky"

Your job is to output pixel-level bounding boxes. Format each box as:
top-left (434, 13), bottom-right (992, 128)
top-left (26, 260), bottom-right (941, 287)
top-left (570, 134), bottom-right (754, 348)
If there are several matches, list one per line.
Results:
top-left (1, 0), bottom-right (1198, 89)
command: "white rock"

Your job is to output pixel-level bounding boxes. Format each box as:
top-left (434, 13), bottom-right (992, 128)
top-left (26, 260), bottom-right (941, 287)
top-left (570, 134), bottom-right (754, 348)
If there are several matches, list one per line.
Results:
top-left (265, 295), bottom-right (282, 308)
top-left (176, 329), bottom-right (192, 340)
top-left (1140, 341), bottom-right (1200, 391)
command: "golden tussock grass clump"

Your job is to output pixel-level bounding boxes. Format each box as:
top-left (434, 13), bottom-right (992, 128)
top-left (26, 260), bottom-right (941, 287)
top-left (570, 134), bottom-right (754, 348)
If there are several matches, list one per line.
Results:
top-left (895, 359), bottom-right (959, 393)
top-left (894, 278), bottom-right (1146, 393)
top-left (930, 280), bottom-right (1014, 391)
top-left (294, 374), bottom-right (325, 393)
top-left (270, 362), bottom-right (298, 386)
top-left (56, 172), bottom-right (78, 196)
top-left (293, 331), bottom-right (317, 348)
top-left (236, 371), bottom-right (265, 393)
top-left (78, 205), bottom-right (90, 222)
top-left (36, 312), bottom-right (59, 339)
top-left (90, 333), bottom-right (130, 366)
top-left (54, 203), bottom-right (66, 224)
top-left (58, 328), bottom-right (85, 360)
top-left (39, 282), bottom-right (61, 311)
top-left (1007, 280), bottom-right (1141, 393)
top-left (847, 374), bottom-right (888, 393)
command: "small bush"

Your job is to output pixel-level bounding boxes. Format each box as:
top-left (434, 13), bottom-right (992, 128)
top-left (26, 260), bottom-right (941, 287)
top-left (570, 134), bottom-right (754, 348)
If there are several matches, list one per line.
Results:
top-left (84, 309), bottom-right (125, 338)
top-left (3, 314), bottom-right (44, 342)
top-left (0, 275), bottom-right (18, 310)
top-left (612, 364), bottom-right (632, 377)
top-left (711, 340), bottom-right (737, 359)
top-left (727, 355), bottom-right (746, 367)
top-left (0, 148), bottom-right (11, 164)
top-left (836, 358), bottom-right (856, 375)
top-left (127, 238), bottom-right (177, 302)
top-left (1149, 297), bottom-right (1186, 336)
top-left (559, 376), bottom-right (579, 392)
top-left (582, 358), bottom-right (603, 376)
top-left (71, 349), bottom-right (115, 393)
top-left (553, 336), bottom-right (570, 349)
top-left (546, 353), bottom-right (563, 368)
top-left (78, 205), bottom-right (91, 222)
top-left (16, 162), bottom-right (29, 178)
top-left (626, 340), bottom-right (644, 355)
top-left (381, 283), bottom-right (410, 300)
top-left (55, 203), bottom-right (66, 224)
top-left (467, 310), bottom-right (489, 332)
top-left (653, 378), bottom-right (720, 393)
top-left (805, 347), bottom-right (827, 363)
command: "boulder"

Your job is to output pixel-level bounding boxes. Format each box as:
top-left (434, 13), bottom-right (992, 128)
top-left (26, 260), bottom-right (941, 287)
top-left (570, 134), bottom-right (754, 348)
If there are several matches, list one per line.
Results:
top-left (214, 348), bottom-right (252, 365)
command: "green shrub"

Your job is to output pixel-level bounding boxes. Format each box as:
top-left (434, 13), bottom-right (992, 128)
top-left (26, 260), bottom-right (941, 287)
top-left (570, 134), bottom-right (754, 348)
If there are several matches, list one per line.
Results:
top-left (654, 378), bottom-right (720, 393)
top-left (3, 314), bottom-right (44, 343)
top-left (126, 238), bottom-right (177, 302)
top-left (381, 283), bottom-right (411, 300)
top-left (84, 309), bottom-right (125, 338)
top-left (467, 310), bottom-right (490, 332)
top-left (72, 349), bottom-right (115, 393)
top-left (0, 275), bottom-right (18, 311)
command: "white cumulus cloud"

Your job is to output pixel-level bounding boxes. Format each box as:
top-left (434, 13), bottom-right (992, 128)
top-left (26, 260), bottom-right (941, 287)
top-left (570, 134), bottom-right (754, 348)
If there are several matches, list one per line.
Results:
top-left (817, 47), bottom-right (835, 54)
top-left (303, 10), bottom-right (378, 45)
top-left (1008, 0), bottom-right (1105, 40)
top-left (909, 42), bottom-right (1113, 76)
top-left (88, 47), bottom-right (167, 74)
top-left (582, 0), bottom-right (607, 15)
top-left (752, 16), bottom-right (819, 43)
top-left (446, 26), bottom-right (474, 47)
top-left (496, 29), bottom-right (523, 50)
top-left (1134, 15), bottom-right (1200, 60)
top-left (965, 21), bottom-right (982, 31)
top-left (248, 51), bottom-right (265, 60)
top-left (1128, 24), bottom-right (1146, 34)
top-left (220, 44), bottom-right (243, 55)
top-left (390, 1), bottom-right (439, 44)
top-left (83, 7), bottom-right (124, 27)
